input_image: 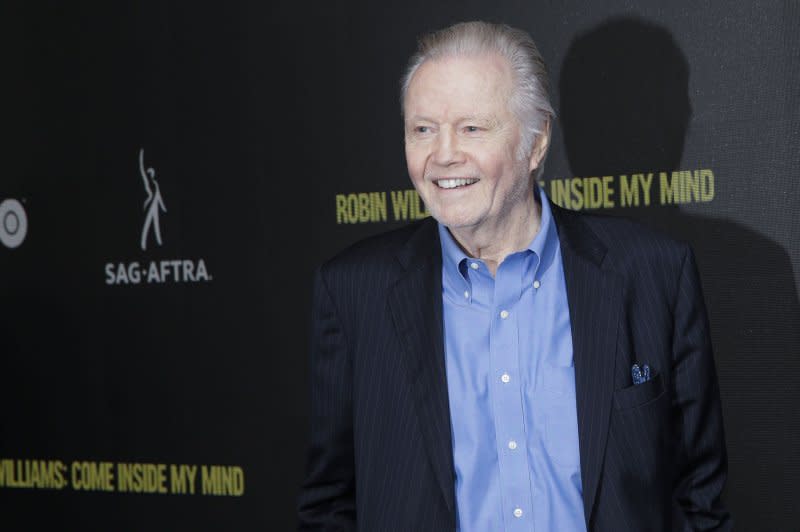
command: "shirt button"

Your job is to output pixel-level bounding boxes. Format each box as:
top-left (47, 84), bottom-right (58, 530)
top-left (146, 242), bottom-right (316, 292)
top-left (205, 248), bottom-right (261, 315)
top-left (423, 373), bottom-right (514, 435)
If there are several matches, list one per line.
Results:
top-left (500, 310), bottom-right (509, 319)
top-left (513, 508), bottom-right (523, 518)
top-left (533, 280), bottom-right (541, 289)
top-left (501, 373), bottom-right (510, 383)
top-left (508, 440), bottom-right (517, 450)
top-left (470, 262), bottom-right (479, 270)
top-left (464, 290), bottom-right (470, 299)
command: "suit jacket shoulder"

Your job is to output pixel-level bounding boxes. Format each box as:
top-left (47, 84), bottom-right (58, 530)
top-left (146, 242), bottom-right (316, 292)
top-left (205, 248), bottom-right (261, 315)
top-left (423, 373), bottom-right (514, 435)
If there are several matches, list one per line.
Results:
top-left (553, 204), bottom-right (693, 288)
top-left (322, 219), bottom-right (432, 270)
top-left (317, 218), bottom-right (440, 302)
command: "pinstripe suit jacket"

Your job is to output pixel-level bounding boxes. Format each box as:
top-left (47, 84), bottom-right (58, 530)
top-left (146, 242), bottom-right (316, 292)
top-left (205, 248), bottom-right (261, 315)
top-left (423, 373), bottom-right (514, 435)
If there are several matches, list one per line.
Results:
top-left (298, 205), bottom-right (731, 531)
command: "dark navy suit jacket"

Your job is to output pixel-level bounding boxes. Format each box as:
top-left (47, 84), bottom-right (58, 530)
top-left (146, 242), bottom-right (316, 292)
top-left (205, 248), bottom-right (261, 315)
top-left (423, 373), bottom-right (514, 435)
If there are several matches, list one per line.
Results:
top-left (298, 205), bottom-right (731, 531)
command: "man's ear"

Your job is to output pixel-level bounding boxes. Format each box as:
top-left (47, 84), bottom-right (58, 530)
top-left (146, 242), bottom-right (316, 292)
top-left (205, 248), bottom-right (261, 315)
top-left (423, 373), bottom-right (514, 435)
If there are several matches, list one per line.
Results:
top-left (528, 119), bottom-right (551, 173)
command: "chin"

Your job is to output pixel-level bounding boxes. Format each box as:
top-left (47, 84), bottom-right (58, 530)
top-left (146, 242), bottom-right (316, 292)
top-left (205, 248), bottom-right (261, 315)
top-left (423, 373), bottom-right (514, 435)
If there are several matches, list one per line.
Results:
top-left (429, 207), bottom-right (482, 230)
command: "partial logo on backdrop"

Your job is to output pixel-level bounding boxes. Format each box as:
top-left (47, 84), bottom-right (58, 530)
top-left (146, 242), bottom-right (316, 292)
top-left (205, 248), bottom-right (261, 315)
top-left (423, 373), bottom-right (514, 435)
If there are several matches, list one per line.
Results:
top-left (104, 148), bottom-right (212, 286)
top-left (0, 199), bottom-right (28, 249)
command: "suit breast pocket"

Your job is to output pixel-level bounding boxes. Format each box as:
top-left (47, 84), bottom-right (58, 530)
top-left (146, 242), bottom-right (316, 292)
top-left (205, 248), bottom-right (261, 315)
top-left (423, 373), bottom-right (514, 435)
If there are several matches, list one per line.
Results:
top-left (613, 372), bottom-right (666, 411)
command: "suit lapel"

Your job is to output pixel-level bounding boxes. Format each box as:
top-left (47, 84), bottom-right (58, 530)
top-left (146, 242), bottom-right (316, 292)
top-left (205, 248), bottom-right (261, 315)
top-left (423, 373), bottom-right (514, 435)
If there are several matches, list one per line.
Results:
top-left (552, 205), bottom-right (621, 526)
top-left (388, 219), bottom-right (455, 513)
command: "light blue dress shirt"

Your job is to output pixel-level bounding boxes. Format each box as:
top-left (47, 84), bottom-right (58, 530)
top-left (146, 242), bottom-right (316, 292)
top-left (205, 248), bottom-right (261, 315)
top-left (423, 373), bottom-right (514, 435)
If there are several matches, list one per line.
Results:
top-left (438, 189), bottom-right (586, 531)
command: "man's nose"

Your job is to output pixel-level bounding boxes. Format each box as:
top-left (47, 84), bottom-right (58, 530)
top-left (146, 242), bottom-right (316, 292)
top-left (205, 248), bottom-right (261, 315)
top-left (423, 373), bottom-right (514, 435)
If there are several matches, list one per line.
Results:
top-left (432, 128), bottom-right (465, 166)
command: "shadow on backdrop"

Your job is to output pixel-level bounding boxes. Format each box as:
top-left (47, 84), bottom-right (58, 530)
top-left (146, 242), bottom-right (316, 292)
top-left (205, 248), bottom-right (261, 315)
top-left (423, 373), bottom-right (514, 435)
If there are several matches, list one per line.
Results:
top-left (558, 17), bottom-right (800, 530)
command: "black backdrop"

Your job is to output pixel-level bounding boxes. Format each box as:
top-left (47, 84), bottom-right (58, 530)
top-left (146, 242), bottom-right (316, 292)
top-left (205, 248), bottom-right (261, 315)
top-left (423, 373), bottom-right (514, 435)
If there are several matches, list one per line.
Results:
top-left (2, 1), bottom-right (798, 530)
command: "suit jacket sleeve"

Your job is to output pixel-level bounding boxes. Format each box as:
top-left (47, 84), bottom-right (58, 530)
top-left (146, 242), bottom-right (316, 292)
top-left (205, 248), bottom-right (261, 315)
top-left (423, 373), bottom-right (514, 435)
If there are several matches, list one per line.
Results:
top-left (297, 266), bottom-right (356, 531)
top-left (671, 245), bottom-right (732, 530)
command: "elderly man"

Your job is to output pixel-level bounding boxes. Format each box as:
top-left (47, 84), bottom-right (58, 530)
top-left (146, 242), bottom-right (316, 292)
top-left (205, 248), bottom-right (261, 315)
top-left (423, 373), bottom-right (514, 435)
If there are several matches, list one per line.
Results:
top-left (298, 21), bottom-right (730, 531)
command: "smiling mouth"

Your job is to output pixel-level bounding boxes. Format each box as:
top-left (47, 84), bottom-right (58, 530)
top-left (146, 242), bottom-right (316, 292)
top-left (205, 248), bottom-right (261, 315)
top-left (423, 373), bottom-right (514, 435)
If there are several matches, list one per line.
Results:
top-left (434, 178), bottom-right (479, 189)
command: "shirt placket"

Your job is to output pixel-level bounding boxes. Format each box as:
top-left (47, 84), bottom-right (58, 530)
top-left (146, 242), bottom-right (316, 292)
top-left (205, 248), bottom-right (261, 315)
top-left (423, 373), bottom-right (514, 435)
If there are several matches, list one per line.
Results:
top-left (489, 256), bottom-right (535, 531)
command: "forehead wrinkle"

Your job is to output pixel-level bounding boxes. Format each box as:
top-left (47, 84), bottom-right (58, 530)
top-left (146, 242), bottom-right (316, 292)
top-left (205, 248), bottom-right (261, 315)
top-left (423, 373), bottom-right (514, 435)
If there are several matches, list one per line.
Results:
top-left (458, 114), bottom-right (499, 126)
top-left (406, 114), bottom-right (440, 123)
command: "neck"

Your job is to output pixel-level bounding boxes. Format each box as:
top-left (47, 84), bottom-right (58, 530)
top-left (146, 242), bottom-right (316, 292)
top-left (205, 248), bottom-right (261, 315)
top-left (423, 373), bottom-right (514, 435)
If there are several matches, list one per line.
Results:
top-left (447, 191), bottom-right (541, 276)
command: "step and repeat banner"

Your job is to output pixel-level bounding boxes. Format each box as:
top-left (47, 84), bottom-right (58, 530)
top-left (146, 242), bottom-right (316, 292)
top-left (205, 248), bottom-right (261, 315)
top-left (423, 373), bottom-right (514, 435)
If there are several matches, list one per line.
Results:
top-left (2, 1), bottom-right (798, 530)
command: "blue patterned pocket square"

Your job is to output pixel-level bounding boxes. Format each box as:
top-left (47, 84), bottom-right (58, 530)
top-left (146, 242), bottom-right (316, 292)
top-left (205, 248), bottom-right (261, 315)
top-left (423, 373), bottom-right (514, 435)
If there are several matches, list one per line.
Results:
top-left (631, 363), bottom-right (651, 385)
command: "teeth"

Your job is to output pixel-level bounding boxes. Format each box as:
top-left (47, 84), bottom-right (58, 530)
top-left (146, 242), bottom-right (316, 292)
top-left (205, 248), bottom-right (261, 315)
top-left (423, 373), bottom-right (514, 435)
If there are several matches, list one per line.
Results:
top-left (437, 178), bottom-right (478, 189)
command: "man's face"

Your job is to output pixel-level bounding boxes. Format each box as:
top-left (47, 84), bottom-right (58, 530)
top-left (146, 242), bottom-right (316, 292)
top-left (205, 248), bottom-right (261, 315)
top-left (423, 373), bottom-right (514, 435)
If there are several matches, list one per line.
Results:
top-left (404, 53), bottom-right (538, 231)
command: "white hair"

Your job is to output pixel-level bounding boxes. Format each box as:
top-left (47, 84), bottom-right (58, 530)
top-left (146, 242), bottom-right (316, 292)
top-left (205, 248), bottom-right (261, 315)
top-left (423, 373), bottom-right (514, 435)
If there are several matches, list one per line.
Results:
top-left (401, 21), bottom-right (555, 177)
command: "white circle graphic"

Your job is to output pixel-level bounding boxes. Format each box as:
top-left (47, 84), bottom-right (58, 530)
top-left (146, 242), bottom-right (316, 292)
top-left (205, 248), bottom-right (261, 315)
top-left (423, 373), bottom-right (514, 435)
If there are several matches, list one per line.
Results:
top-left (0, 199), bottom-right (28, 248)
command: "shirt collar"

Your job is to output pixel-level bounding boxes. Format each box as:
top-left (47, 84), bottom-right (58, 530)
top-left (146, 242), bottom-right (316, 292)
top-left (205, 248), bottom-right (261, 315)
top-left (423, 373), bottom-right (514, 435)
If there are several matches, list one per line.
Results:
top-left (437, 186), bottom-right (559, 285)
top-left (531, 186), bottom-right (558, 275)
top-left (438, 216), bottom-right (470, 288)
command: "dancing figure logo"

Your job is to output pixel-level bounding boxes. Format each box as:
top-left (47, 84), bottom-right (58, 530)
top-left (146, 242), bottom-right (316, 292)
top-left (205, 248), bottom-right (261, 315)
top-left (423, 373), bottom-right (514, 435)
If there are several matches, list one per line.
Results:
top-left (139, 148), bottom-right (166, 251)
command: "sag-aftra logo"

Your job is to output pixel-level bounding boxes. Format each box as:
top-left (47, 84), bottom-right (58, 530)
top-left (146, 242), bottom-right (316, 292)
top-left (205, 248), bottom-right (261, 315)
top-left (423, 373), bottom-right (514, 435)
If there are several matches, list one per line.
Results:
top-left (104, 148), bottom-right (212, 286)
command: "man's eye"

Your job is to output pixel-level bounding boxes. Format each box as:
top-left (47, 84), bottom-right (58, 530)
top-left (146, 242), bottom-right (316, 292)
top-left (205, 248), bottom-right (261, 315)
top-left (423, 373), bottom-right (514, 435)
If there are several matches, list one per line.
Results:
top-left (415, 126), bottom-right (429, 133)
top-left (465, 126), bottom-right (479, 132)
